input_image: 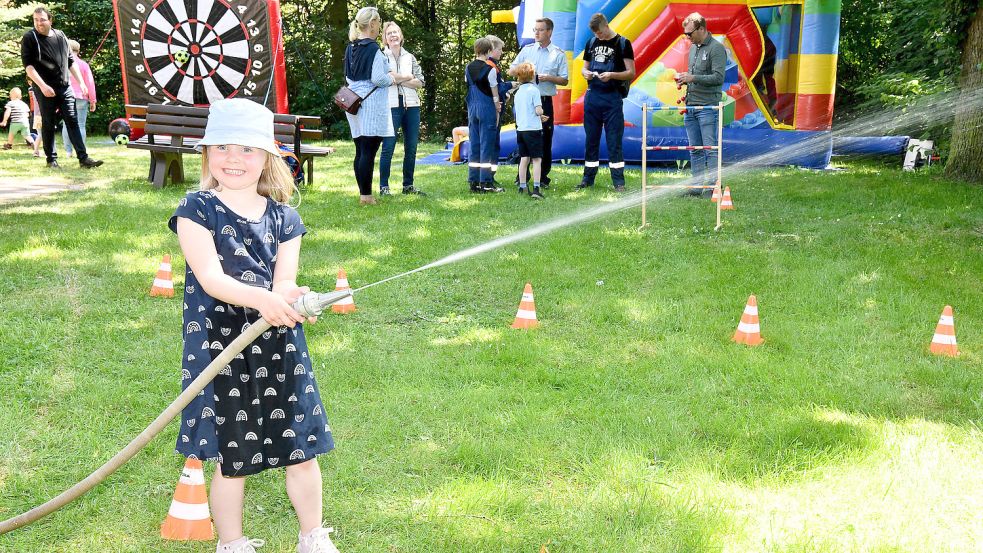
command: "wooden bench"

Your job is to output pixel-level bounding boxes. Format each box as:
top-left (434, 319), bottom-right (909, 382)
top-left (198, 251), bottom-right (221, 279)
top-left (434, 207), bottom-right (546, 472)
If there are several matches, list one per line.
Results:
top-left (125, 103), bottom-right (331, 188)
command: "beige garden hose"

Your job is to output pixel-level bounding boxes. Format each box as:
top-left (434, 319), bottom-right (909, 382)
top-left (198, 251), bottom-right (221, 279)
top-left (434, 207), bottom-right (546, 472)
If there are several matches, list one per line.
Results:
top-left (0, 289), bottom-right (352, 535)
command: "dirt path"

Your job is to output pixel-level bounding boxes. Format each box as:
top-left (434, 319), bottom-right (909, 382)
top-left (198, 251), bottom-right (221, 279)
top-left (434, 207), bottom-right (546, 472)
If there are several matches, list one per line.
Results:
top-left (0, 176), bottom-right (82, 205)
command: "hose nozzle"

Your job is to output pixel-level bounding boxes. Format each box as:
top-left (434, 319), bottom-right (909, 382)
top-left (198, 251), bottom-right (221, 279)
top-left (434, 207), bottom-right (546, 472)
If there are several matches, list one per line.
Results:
top-left (292, 289), bottom-right (352, 317)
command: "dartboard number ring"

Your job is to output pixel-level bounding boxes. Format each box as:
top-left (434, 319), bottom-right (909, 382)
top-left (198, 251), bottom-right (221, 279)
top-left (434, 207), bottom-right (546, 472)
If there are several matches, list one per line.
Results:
top-left (126, 0), bottom-right (270, 106)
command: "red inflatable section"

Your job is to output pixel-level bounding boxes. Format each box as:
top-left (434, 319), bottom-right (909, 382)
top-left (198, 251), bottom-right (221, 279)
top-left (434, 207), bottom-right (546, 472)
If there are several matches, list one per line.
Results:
top-left (267, 0), bottom-right (289, 114)
top-left (570, 3), bottom-right (763, 123)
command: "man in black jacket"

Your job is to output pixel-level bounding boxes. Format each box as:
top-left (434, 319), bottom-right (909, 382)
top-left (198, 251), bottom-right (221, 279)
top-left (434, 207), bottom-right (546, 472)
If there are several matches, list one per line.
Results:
top-left (21, 6), bottom-right (102, 169)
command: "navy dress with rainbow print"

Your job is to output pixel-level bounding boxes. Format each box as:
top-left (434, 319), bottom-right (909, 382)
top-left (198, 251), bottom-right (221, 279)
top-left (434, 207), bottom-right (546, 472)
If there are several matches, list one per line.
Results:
top-left (169, 190), bottom-right (333, 476)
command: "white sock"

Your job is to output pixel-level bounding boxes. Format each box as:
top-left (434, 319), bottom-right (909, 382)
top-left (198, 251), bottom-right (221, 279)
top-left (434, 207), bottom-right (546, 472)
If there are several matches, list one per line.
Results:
top-left (218, 536), bottom-right (247, 551)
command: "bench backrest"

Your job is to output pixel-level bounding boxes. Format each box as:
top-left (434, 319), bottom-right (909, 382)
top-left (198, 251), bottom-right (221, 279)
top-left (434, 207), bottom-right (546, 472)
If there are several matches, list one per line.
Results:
top-left (138, 103), bottom-right (322, 148)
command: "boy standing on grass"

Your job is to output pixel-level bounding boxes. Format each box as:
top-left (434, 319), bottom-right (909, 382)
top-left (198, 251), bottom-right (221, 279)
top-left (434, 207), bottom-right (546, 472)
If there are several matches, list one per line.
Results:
top-left (513, 62), bottom-right (547, 199)
top-left (1, 87), bottom-right (35, 152)
top-left (465, 37), bottom-right (504, 193)
top-left (486, 35), bottom-right (516, 187)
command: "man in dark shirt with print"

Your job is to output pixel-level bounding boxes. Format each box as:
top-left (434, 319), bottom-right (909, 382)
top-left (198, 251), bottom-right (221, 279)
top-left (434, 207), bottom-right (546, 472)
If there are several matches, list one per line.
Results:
top-left (577, 13), bottom-right (635, 192)
top-left (21, 7), bottom-right (102, 169)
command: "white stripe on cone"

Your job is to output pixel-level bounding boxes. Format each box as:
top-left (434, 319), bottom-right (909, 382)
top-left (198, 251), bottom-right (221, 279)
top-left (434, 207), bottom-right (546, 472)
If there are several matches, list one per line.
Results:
top-left (160, 262), bottom-right (172, 271)
top-left (334, 296), bottom-right (355, 305)
top-left (153, 279), bottom-right (174, 288)
top-left (167, 500), bottom-right (211, 521)
top-left (336, 278), bottom-right (350, 288)
top-left (515, 308), bottom-right (537, 319)
top-left (932, 333), bottom-right (957, 345)
top-left (737, 322), bottom-right (760, 334)
top-left (743, 305), bottom-right (758, 316)
top-left (179, 468), bottom-right (205, 485)
top-left (939, 315), bottom-right (954, 325)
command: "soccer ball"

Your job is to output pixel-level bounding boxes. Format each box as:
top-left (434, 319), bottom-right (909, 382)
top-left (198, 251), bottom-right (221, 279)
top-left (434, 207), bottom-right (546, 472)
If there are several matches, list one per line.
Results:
top-left (174, 49), bottom-right (190, 65)
top-left (108, 118), bottom-right (131, 146)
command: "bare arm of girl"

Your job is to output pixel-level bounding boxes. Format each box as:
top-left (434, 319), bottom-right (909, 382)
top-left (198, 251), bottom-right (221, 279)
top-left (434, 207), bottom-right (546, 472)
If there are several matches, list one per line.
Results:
top-left (177, 217), bottom-right (306, 327)
top-left (270, 236), bottom-right (317, 324)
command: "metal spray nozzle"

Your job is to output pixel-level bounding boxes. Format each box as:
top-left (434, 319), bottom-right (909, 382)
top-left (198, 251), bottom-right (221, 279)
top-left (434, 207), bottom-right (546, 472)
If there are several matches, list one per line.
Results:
top-left (292, 289), bottom-right (353, 317)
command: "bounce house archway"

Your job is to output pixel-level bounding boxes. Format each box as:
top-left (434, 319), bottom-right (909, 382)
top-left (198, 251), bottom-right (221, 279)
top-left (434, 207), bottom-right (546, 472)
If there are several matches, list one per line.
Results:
top-left (493, 0), bottom-right (841, 168)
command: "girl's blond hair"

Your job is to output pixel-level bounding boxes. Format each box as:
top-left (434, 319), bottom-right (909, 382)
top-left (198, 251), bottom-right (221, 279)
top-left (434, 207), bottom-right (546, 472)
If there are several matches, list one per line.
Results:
top-left (349, 7), bottom-right (381, 41)
top-left (200, 148), bottom-right (298, 204)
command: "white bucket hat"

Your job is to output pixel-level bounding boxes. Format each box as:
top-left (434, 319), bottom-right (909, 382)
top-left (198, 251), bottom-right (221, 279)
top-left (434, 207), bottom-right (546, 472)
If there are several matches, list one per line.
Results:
top-left (197, 99), bottom-right (279, 155)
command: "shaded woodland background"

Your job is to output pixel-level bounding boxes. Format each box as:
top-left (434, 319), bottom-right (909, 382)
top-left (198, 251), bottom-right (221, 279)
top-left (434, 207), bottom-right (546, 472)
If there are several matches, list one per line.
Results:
top-left (1, 0), bottom-right (981, 180)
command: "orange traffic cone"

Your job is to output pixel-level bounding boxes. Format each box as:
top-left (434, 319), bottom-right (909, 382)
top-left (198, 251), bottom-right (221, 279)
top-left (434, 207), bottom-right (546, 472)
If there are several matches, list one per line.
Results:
top-left (929, 305), bottom-right (958, 357)
top-left (710, 185), bottom-right (721, 203)
top-left (720, 187), bottom-right (734, 210)
top-left (732, 294), bottom-right (763, 346)
top-left (511, 282), bottom-right (540, 329)
top-left (150, 254), bottom-right (175, 298)
top-left (161, 458), bottom-right (213, 541)
top-left (331, 268), bottom-right (356, 314)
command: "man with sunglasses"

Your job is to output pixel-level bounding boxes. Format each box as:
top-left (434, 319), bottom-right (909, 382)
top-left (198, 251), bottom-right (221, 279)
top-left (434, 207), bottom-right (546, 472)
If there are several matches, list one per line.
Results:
top-left (509, 18), bottom-right (569, 190)
top-left (675, 13), bottom-right (725, 196)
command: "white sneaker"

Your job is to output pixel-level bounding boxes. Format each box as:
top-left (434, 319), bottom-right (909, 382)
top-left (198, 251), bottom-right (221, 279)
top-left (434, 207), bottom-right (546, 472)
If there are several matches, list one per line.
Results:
top-left (216, 537), bottom-right (265, 553)
top-left (297, 526), bottom-right (339, 553)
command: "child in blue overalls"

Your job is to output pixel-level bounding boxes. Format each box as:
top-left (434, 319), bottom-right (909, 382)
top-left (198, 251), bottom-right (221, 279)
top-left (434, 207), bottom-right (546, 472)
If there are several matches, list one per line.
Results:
top-left (465, 37), bottom-right (504, 193)
top-left (578, 14), bottom-right (635, 191)
top-left (486, 35), bottom-right (516, 188)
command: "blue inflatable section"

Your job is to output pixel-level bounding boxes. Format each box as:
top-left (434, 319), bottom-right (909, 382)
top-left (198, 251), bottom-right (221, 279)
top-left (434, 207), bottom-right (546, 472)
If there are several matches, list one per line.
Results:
top-left (574, 0), bottom-right (630, 54)
top-left (491, 125), bottom-right (832, 168)
top-left (832, 136), bottom-right (908, 156)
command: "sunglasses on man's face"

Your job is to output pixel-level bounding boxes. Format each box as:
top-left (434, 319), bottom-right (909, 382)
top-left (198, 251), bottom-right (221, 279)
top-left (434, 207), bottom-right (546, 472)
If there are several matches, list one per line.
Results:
top-left (683, 30), bottom-right (695, 37)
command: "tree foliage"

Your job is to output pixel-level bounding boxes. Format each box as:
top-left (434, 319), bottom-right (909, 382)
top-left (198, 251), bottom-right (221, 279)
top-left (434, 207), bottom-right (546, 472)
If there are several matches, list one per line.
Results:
top-left (0, 0), bottom-right (47, 79)
top-left (836, 0), bottom-right (976, 118)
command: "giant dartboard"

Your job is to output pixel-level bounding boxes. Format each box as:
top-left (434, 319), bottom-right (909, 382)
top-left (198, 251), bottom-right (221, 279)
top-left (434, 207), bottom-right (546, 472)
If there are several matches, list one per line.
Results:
top-left (114, 0), bottom-right (288, 111)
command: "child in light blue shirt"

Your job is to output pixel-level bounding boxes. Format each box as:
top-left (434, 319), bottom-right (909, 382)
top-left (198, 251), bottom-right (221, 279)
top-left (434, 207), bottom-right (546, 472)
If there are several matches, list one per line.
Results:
top-left (512, 62), bottom-right (548, 199)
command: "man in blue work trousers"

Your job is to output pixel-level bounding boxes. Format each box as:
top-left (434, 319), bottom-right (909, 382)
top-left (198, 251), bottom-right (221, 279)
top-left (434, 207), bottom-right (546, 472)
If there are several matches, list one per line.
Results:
top-left (578, 13), bottom-right (635, 192)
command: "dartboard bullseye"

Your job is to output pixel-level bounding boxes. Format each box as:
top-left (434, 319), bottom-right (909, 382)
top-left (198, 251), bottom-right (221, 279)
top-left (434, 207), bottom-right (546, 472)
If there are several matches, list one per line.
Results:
top-left (139, 0), bottom-right (252, 105)
top-left (115, 0), bottom-right (288, 111)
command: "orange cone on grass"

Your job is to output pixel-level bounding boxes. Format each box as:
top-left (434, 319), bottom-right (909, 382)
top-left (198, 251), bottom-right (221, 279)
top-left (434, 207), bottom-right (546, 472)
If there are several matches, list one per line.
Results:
top-left (732, 294), bottom-right (763, 346)
top-left (150, 254), bottom-right (175, 297)
top-left (710, 185), bottom-right (721, 203)
top-left (331, 268), bottom-right (356, 314)
top-left (161, 458), bottom-right (213, 541)
top-left (511, 282), bottom-right (540, 329)
top-left (929, 305), bottom-right (958, 357)
top-left (720, 187), bottom-right (734, 210)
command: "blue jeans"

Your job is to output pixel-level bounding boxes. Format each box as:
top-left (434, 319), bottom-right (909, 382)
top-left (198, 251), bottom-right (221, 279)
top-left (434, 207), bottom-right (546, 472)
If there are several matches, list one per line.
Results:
top-left (62, 98), bottom-right (89, 156)
top-left (379, 99), bottom-right (420, 190)
top-left (683, 108), bottom-right (718, 186)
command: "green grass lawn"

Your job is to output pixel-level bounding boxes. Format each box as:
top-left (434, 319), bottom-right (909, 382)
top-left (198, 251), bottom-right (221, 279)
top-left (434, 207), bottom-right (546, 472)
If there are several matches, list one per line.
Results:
top-left (1, 141), bottom-right (981, 552)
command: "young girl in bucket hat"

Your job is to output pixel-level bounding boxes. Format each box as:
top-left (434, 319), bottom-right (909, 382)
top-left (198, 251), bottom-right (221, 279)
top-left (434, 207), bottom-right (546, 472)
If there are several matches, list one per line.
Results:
top-left (169, 98), bottom-right (339, 553)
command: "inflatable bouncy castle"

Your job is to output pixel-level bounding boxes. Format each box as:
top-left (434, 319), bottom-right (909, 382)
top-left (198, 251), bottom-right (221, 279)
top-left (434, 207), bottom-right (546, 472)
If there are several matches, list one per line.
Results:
top-left (493, 0), bottom-right (840, 168)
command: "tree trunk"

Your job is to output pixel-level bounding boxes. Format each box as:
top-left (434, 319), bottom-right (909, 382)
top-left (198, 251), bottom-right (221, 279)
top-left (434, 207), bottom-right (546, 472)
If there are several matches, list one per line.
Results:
top-left (325, 0), bottom-right (349, 77)
top-left (945, 6), bottom-right (983, 183)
